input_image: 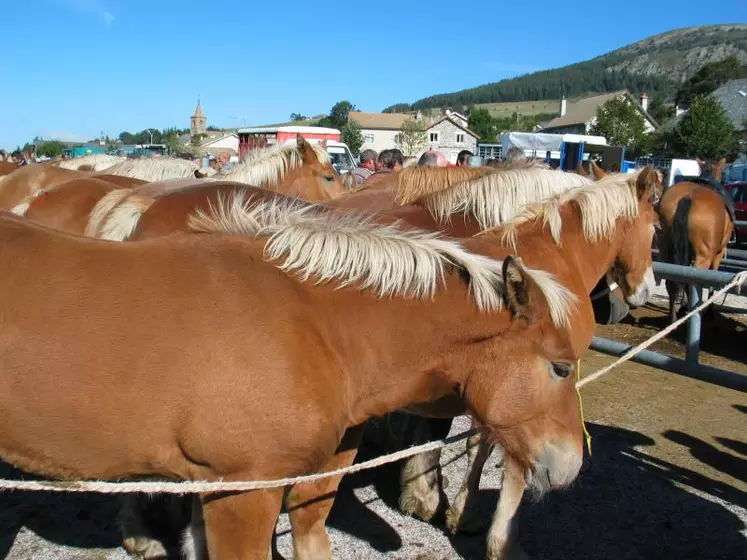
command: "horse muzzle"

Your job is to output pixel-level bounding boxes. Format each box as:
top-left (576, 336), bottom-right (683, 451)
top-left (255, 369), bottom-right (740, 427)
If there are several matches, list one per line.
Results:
top-left (625, 266), bottom-right (656, 308)
top-left (527, 441), bottom-right (582, 495)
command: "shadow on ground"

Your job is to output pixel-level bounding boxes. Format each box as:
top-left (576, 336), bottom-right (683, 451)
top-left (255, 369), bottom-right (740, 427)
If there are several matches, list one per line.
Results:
top-left (325, 421), bottom-right (747, 560)
top-left (0, 462), bottom-right (124, 557)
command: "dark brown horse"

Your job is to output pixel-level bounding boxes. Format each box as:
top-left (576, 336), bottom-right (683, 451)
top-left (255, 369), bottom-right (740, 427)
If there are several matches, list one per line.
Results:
top-left (657, 158), bottom-right (733, 323)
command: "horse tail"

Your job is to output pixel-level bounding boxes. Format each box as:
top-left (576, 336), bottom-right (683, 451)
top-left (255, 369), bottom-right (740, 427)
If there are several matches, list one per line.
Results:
top-left (670, 196), bottom-right (693, 307)
top-left (671, 196), bottom-right (693, 267)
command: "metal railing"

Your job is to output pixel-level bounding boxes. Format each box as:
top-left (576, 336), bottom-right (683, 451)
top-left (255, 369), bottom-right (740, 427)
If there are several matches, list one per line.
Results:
top-left (590, 261), bottom-right (747, 393)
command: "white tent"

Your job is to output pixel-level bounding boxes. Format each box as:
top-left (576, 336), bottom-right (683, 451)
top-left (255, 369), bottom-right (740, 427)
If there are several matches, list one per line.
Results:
top-left (500, 132), bottom-right (607, 158)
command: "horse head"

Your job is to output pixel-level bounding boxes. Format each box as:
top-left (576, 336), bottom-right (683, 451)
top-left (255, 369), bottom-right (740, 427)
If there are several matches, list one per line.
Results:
top-left (290, 134), bottom-right (346, 200)
top-left (610, 166), bottom-right (660, 308)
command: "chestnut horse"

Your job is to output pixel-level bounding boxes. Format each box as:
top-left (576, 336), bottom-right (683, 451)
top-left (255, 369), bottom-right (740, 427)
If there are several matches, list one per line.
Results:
top-left (96, 168), bottom-right (657, 559)
top-left (0, 204), bottom-right (589, 559)
top-left (657, 158), bottom-right (734, 323)
top-left (0, 164), bottom-right (144, 210)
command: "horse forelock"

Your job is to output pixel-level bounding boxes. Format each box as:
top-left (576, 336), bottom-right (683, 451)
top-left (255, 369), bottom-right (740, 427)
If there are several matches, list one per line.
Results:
top-left (221, 142), bottom-right (330, 188)
top-left (187, 189), bottom-right (516, 313)
top-left (421, 168), bottom-right (592, 230)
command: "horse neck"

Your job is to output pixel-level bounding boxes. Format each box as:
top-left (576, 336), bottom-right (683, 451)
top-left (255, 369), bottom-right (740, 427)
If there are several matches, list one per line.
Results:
top-left (276, 165), bottom-right (330, 201)
top-left (307, 280), bottom-right (505, 426)
top-left (471, 207), bottom-right (624, 296)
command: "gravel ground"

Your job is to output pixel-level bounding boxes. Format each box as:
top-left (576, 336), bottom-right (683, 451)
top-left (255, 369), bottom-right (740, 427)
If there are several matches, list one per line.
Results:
top-left (1, 282), bottom-right (745, 559)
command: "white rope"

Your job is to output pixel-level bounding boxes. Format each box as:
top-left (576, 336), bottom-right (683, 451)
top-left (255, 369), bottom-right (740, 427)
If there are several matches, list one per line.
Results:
top-left (0, 271), bottom-right (743, 495)
top-left (577, 270), bottom-right (747, 389)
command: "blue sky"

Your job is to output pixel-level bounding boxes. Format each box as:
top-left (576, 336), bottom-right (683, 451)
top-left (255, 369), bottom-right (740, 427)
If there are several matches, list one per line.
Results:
top-left (1, 0), bottom-right (745, 149)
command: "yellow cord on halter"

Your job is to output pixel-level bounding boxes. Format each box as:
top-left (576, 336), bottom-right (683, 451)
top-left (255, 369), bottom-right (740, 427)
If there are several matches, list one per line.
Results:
top-left (576, 359), bottom-right (593, 457)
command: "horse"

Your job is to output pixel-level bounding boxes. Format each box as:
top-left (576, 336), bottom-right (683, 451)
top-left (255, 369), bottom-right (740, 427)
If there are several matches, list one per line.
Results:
top-left (0, 164), bottom-right (144, 210)
top-left (0, 201), bottom-right (590, 559)
top-left (217, 135), bottom-right (346, 200)
top-left (105, 167), bottom-right (657, 560)
top-left (54, 153), bottom-right (126, 172)
top-left (10, 176), bottom-right (146, 235)
top-left (0, 161), bottom-right (20, 178)
top-left (656, 158), bottom-right (734, 323)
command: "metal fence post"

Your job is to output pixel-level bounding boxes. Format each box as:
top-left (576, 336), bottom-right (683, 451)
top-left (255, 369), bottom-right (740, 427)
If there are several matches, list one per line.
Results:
top-left (685, 282), bottom-right (702, 364)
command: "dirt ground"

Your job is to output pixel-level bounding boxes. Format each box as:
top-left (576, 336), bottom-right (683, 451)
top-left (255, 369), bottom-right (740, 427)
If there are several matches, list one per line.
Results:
top-left (0, 302), bottom-right (745, 559)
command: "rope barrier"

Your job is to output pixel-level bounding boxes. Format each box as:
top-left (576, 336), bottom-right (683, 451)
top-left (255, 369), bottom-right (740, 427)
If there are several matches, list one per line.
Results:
top-left (0, 271), bottom-right (742, 495)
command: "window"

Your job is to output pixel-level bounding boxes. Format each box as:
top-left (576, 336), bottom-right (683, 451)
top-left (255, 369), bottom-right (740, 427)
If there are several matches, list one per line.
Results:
top-left (429, 132), bottom-right (439, 143)
top-left (455, 133), bottom-right (465, 144)
top-left (364, 133), bottom-right (375, 144)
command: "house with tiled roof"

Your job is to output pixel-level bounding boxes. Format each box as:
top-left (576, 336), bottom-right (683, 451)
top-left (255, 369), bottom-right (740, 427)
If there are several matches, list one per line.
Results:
top-left (349, 109), bottom-right (479, 163)
top-left (538, 91), bottom-right (659, 135)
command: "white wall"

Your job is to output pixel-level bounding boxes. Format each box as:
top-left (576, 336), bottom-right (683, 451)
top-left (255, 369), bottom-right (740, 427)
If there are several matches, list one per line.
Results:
top-left (203, 135), bottom-right (238, 153)
top-left (360, 128), bottom-right (400, 155)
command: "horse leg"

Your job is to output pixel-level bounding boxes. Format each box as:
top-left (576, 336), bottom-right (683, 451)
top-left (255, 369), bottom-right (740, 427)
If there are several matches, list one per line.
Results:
top-left (445, 426), bottom-right (496, 534)
top-left (666, 279), bottom-right (682, 324)
top-left (120, 494), bottom-right (189, 559)
top-left (398, 417), bottom-right (452, 522)
top-left (285, 425), bottom-right (365, 560)
top-left (200, 487), bottom-right (284, 559)
top-left (181, 495), bottom-right (208, 560)
top-left (486, 456), bottom-right (528, 560)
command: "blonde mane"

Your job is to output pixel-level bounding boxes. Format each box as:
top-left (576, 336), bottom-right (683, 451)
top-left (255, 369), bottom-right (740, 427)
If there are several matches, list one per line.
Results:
top-left (498, 171), bottom-right (641, 249)
top-left (395, 167), bottom-right (496, 205)
top-left (57, 154), bottom-right (125, 172)
top-left (104, 158), bottom-right (198, 182)
top-left (187, 190), bottom-right (576, 325)
top-left (85, 189), bottom-right (153, 240)
top-left (415, 168), bottom-right (593, 229)
top-left (219, 142), bottom-right (330, 188)
top-left (10, 189), bottom-right (46, 216)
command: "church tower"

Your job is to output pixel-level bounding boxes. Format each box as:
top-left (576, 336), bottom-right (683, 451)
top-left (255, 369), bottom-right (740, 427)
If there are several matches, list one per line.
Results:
top-left (190, 99), bottom-right (206, 136)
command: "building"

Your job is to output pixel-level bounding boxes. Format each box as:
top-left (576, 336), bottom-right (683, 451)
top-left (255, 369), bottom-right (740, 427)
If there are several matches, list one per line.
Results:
top-left (348, 109), bottom-right (479, 163)
top-left (190, 100), bottom-right (207, 136)
top-left (539, 91), bottom-right (659, 135)
top-left (201, 132), bottom-right (239, 158)
top-left (712, 79), bottom-right (747, 132)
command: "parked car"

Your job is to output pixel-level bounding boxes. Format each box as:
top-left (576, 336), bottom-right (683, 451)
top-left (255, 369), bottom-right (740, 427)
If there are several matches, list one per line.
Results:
top-left (726, 182), bottom-right (747, 245)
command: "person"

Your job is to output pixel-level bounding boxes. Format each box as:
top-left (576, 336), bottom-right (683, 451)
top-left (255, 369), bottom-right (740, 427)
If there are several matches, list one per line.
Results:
top-left (456, 149), bottom-right (473, 167)
top-left (365, 148), bottom-right (404, 183)
top-left (217, 151), bottom-right (234, 172)
top-left (350, 149), bottom-right (377, 185)
top-left (417, 150), bottom-right (447, 168)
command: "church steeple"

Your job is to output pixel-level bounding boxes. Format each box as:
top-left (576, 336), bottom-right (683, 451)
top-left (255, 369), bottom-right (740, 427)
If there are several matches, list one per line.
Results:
top-left (190, 98), bottom-right (206, 135)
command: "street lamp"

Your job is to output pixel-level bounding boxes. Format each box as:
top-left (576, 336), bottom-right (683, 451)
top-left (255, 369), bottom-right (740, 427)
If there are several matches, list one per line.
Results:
top-left (145, 128), bottom-right (156, 145)
top-left (229, 116), bottom-right (249, 127)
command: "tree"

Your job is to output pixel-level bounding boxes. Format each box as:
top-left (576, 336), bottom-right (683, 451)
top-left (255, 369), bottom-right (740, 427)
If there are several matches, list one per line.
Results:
top-left (329, 101), bottom-right (356, 130)
top-left (468, 108), bottom-right (498, 142)
top-left (340, 120), bottom-right (364, 156)
top-left (675, 56), bottom-right (747, 109)
top-left (164, 131), bottom-right (181, 155)
top-left (36, 140), bottom-right (64, 158)
top-left (395, 117), bottom-right (428, 156)
top-left (672, 94), bottom-right (738, 159)
top-left (290, 113), bottom-right (308, 122)
top-left (590, 96), bottom-right (647, 155)
top-left (647, 96), bottom-right (673, 126)
top-left (190, 133), bottom-right (206, 150)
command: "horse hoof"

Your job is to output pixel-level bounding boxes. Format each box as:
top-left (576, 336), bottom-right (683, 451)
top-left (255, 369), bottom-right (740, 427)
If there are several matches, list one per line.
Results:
top-left (122, 536), bottom-right (169, 559)
top-left (399, 489), bottom-right (441, 522)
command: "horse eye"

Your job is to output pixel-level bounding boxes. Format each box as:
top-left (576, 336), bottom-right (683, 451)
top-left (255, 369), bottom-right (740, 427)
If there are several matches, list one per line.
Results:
top-left (324, 175), bottom-right (335, 182)
top-left (551, 362), bottom-right (572, 379)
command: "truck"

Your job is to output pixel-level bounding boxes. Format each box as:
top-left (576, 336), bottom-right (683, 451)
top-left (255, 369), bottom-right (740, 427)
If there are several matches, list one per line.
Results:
top-left (237, 126), bottom-right (357, 174)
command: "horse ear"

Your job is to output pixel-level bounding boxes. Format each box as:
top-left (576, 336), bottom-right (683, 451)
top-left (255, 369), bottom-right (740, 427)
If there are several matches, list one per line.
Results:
top-left (297, 134), bottom-right (316, 164)
top-left (591, 160), bottom-right (606, 180)
top-left (502, 256), bottom-right (535, 322)
top-left (635, 166), bottom-right (656, 201)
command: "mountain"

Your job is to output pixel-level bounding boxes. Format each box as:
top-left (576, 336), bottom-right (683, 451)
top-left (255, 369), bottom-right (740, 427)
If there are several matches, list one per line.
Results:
top-left (384, 24), bottom-right (747, 112)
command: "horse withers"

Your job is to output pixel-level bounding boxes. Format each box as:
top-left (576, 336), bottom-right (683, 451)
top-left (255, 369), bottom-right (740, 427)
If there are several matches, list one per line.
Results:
top-left (657, 158), bottom-right (734, 323)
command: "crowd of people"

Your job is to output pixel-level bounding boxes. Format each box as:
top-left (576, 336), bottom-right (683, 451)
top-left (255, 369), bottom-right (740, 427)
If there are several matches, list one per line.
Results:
top-left (345, 148), bottom-right (475, 189)
top-left (0, 149), bottom-right (34, 165)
